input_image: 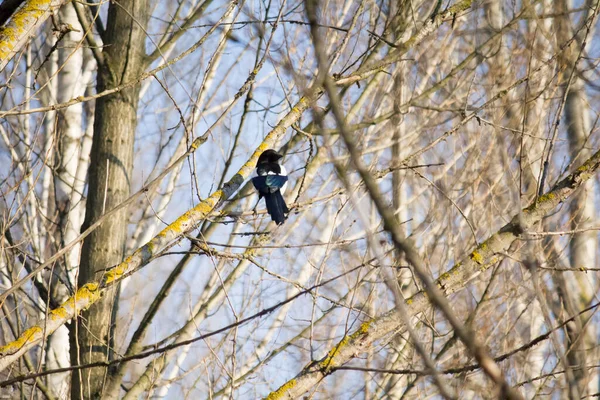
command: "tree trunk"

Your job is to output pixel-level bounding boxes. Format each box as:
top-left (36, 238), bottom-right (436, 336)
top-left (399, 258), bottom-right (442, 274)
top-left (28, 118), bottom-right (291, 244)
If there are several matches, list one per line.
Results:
top-left (554, 1), bottom-right (597, 398)
top-left (46, 5), bottom-right (87, 396)
top-left (70, 0), bottom-right (148, 398)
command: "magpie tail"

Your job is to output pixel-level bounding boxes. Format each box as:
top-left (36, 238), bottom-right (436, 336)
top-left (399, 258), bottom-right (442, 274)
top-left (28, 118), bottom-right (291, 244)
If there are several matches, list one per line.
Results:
top-left (264, 191), bottom-right (289, 225)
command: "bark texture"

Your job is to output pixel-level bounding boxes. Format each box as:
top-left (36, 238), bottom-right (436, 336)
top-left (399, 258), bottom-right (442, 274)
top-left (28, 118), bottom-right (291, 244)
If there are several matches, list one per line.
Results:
top-left (47, 5), bottom-right (87, 398)
top-left (70, 0), bottom-right (149, 398)
top-left (554, 1), bottom-right (598, 398)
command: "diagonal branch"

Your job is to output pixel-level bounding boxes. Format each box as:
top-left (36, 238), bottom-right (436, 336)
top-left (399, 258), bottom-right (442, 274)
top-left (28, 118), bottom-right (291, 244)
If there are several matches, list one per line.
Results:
top-left (264, 149), bottom-right (600, 398)
top-left (145, 0), bottom-right (216, 65)
top-left (0, 0), bottom-right (476, 374)
top-left (0, 0), bottom-right (25, 27)
top-left (0, 92), bottom-right (317, 372)
top-left (0, 0), bottom-right (237, 118)
top-left (0, 0), bottom-right (68, 72)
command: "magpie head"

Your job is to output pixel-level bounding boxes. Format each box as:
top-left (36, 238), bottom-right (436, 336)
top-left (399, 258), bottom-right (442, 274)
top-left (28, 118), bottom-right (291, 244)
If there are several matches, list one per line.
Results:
top-left (257, 149), bottom-right (283, 165)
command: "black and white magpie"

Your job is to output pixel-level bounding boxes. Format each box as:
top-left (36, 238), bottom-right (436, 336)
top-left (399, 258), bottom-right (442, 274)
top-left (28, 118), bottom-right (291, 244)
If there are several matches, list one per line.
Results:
top-left (252, 149), bottom-right (289, 225)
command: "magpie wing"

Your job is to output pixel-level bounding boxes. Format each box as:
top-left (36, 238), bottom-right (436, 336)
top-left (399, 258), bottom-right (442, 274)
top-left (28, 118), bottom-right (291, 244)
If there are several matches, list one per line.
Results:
top-left (252, 175), bottom-right (288, 193)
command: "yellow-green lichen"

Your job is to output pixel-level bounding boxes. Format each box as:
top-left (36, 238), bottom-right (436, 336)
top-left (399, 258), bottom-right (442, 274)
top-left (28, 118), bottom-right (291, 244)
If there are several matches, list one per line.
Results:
top-left (170, 210), bottom-right (194, 232)
top-left (449, 0), bottom-right (472, 14)
top-left (438, 271), bottom-right (451, 281)
top-left (49, 306), bottom-right (70, 320)
top-left (469, 241), bottom-right (489, 265)
top-left (0, 326), bottom-right (42, 354)
top-left (351, 321), bottom-right (372, 338)
top-left (104, 263), bottom-right (126, 284)
top-left (483, 255), bottom-right (499, 271)
top-left (264, 378), bottom-right (297, 400)
top-left (84, 282), bottom-right (99, 291)
top-left (156, 195), bottom-right (219, 239)
top-left (0, 0), bottom-right (55, 60)
top-left (470, 251), bottom-right (484, 264)
top-left (157, 193), bottom-right (222, 239)
top-left (524, 192), bottom-right (557, 213)
top-left (156, 229), bottom-right (168, 238)
top-left (321, 321), bottom-right (372, 369)
top-left (190, 136), bottom-right (206, 150)
top-left (194, 192), bottom-right (221, 215)
top-left (256, 142), bottom-right (270, 156)
top-left (537, 192), bottom-right (555, 203)
top-left (49, 283), bottom-right (101, 320)
top-left (321, 339), bottom-right (348, 369)
top-left (75, 283), bottom-right (100, 303)
top-left (438, 262), bottom-right (462, 283)
top-left (576, 163), bottom-right (592, 173)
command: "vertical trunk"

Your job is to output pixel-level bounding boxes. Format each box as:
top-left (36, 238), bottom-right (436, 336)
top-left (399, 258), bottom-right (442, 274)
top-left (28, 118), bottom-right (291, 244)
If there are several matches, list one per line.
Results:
top-left (383, 2), bottom-right (416, 397)
top-left (554, 1), bottom-right (597, 398)
top-left (485, 1), bottom-right (549, 395)
top-left (47, 5), bottom-right (84, 393)
top-left (47, 4), bottom-right (92, 396)
top-left (70, 0), bottom-right (148, 398)
top-left (524, 0), bottom-right (554, 196)
top-left (564, 80), bottom-right (597, 399)
top-left (384, 67), bottom-right (410, 400)
top-left (523, 3), bottom-right (555, 392)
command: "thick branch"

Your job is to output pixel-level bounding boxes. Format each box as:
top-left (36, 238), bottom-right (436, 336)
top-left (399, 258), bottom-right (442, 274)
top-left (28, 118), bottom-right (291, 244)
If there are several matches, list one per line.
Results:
top-left (264, 150), bottom-right (600, 399)
top-left (0, 0), bottom-right (25, 27)
top-left (0, 0), bottom-right (473, 375)
top-left (0, 0), bottom-right (67, 72)
top-left (0, 92), bottom-right (316, 372)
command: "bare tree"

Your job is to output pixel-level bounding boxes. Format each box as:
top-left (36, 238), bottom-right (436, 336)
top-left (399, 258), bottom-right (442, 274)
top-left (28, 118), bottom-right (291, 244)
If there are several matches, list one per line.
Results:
top-left (1, 0), bottom-right (600, 399)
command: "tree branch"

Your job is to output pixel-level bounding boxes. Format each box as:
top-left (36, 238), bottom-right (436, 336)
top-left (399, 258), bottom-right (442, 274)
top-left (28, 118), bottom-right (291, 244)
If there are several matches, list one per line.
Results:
top-left (263, 137), bottom-right (600, 399)
top-left (0, 0), bottom-right (25, 27)
top-left (0, 90), bottom-right (317, 372)
top-left (0, 0), bottom-right (68, 72)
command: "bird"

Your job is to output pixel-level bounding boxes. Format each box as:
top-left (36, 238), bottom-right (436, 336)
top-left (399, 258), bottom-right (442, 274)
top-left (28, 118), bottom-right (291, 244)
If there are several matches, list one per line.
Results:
top-left (252, 149), bottom-right (289, 225)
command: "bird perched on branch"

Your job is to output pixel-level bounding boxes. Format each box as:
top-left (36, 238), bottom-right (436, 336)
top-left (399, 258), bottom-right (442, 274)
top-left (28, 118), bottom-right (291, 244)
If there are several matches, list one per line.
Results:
top-left (252, 149), bottom-right (289, 225)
